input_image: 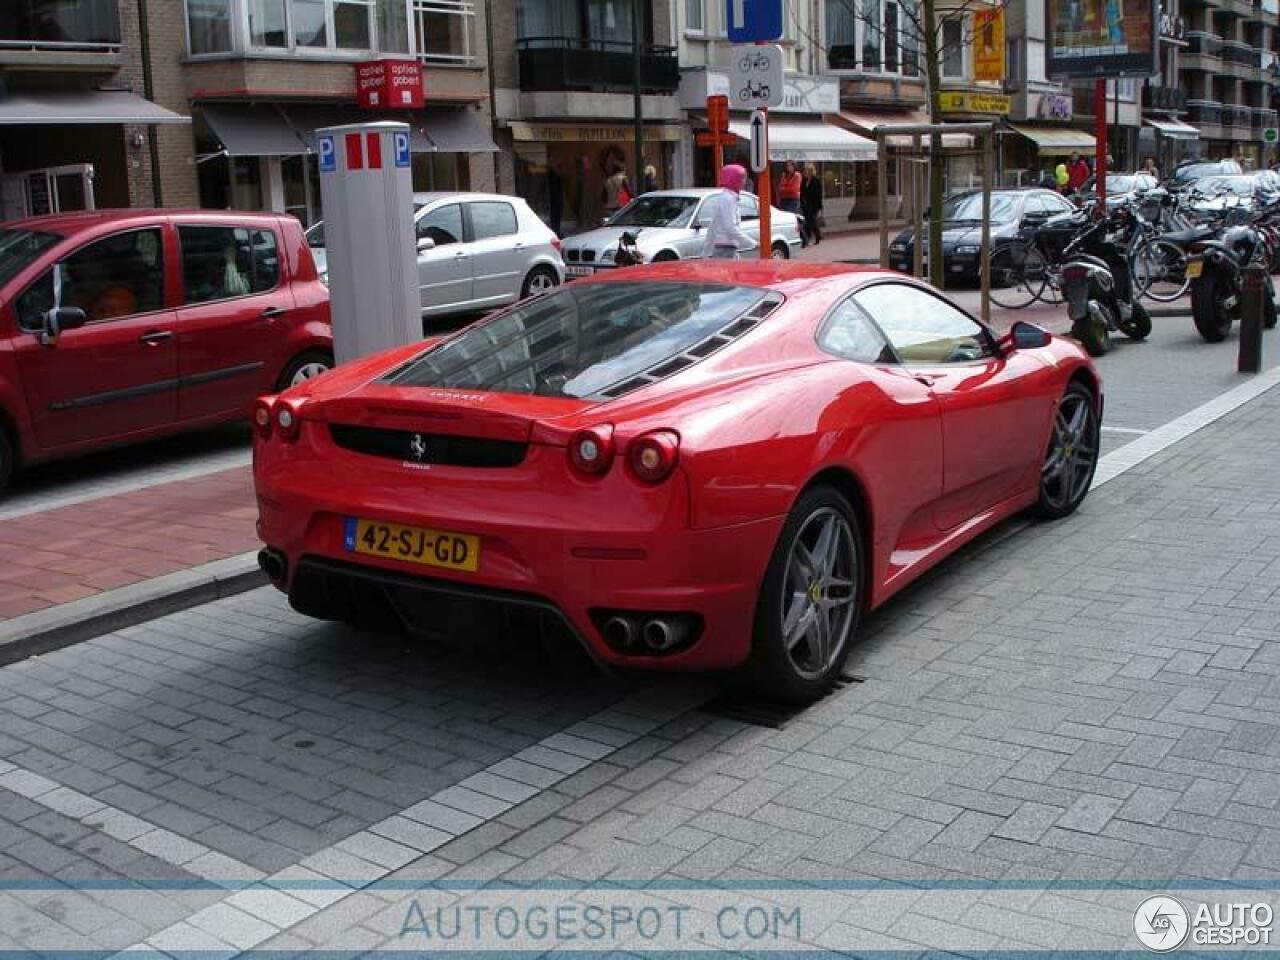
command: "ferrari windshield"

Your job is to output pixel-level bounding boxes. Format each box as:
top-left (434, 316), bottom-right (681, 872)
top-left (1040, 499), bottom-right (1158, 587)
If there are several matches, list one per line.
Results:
top-left (608, 196), bottom-right (699, 228)
top-left (0, 228), bottom-right (60, 288)
top-left (385, 282), bottom-right (768, 398)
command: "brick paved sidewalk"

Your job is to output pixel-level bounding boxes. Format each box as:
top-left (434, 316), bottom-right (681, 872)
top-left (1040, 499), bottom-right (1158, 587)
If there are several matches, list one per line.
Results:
top-left (0, 466), bottom-right (256, 621)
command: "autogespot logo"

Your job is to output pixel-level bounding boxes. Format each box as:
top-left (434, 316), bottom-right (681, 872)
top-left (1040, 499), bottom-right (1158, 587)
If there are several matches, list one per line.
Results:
top-left (1134, 896), bottom-right (1190, 952)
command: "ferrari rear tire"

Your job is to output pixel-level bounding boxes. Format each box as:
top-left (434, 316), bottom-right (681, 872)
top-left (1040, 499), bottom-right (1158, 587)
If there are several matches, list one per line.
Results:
top-left (745, 484), bottom-right (862, 704)
top-left (1036, 381), bottom-right (1100, 520)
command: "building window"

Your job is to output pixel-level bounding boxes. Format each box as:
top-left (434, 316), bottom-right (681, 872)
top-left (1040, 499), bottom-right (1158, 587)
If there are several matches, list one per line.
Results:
top-left (861, 0), bottom-right (880, 71)
top-left (188, 0), bottom-right (235, 53)
top-left (248, 0), bottom-right (288, 45)
top-left (901, 0), bottom-right (918, 74)
top-left (941, 17), bottom-right (964, 78)
top-left (0, 0), bottom-right (122, 47)
top-left (686, 0), bottom-right (703, 32)
top-left (413, 0), bottom-right (473, 63)
top-left (334, 0), bottom-right (373, 47)
top-left (884, 1), bottom-right (898, 72)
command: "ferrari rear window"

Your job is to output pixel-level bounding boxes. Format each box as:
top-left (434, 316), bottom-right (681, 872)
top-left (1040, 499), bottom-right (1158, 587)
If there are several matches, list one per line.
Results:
top-left (384, 282), bottom-right (771, 398)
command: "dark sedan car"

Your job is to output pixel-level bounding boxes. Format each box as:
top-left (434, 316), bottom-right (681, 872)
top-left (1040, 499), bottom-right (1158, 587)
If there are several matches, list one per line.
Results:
top-left (890, 188), bottom-right (1076, 280)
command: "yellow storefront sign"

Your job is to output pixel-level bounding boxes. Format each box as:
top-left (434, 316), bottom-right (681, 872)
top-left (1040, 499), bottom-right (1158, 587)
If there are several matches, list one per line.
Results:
top-left (973, 8), bottom-right (1006, 83)
top-left (937, 91), bottom-right (1011, 115)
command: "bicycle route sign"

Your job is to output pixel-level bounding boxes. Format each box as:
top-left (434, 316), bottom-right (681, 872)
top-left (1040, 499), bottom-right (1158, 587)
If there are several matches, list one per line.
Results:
top-left (729, 44), bottom-right (784, 109)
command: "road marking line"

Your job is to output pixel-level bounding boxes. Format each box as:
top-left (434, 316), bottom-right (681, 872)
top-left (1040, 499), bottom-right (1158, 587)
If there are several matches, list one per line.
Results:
top-left (1100, 425), bottom-right (1150, 435)
top-left (1093, 365), bottom-right (1280, 488)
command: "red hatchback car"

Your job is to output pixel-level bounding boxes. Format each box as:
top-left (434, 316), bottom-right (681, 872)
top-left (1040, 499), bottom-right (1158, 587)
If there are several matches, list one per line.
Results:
top-left (0, 209), bottom-right (332, 492)
top-left (254, 262), bottom-right (1102, 703)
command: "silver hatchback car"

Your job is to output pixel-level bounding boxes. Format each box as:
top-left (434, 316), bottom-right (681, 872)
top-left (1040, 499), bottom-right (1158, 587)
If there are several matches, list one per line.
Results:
top-left (308, 192), bottom-right (565, 318)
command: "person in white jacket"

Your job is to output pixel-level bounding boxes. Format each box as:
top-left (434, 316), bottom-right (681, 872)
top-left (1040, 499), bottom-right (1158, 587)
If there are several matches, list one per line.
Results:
top-left (700, 164), bottom-right (757, 260)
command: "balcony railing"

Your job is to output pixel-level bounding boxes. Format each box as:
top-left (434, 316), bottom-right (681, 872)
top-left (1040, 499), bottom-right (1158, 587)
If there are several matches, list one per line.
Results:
top-left (1143, 85), bottom-right (1188, 110)
top-left (517, 37), bottom-right (679, 94)
top-left (1185, 30), bottom-right (1221, 56)
top-left (1224, 104), bottom-right (1252, 126)
top-left (0, 0), bottom-right (119, 51)
top-left (1254, 106), bottom-right (1279, 127)
top-left (1187, 98), bottom-right (1223, 123)
top-left (1221, 40), bottom-right (1255, 65)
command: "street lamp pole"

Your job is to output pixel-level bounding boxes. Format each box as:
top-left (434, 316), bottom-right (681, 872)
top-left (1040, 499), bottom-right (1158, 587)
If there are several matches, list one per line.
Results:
top-left (633, 0), bottom-right (645, 194)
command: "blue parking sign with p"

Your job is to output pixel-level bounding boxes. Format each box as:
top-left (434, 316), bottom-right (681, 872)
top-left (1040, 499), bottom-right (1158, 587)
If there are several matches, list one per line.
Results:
top-left (318, 135), bottom-right (336, 173)
top-left (726, 0), bottom-right (783, 42)
top-left (393, 131), bottom-right (411, 168)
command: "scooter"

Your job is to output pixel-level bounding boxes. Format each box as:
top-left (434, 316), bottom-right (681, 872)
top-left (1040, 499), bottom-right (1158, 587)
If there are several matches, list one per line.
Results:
top-left (1187, 211), bottom-right (1278, 342)
top-left (614, 231), bottom-right (645, 268)
top-left (1059, 206), bottom-right (1152, 357)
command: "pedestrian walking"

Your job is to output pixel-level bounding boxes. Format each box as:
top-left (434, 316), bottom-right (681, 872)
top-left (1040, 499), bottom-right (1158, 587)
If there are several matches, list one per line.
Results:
top-left (800, 163), bottom-right (824, 247)
top-left (1067, 152), bottom-right (1090, 192)
top-left (642, 164), bottom-right (659, 195)
top-left (778, 160), bottom-right (804, 246)
top-left (700, 164), bottom-right (756, 260)
top-left (602, 164), bottom-right (632, 215)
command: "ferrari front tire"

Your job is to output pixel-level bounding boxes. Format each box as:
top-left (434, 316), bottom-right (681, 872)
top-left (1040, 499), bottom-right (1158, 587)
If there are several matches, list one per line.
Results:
top-left (745, 483), bottom-right (862, 704)
top-left (1036, 381), bottom-right (1100, 520)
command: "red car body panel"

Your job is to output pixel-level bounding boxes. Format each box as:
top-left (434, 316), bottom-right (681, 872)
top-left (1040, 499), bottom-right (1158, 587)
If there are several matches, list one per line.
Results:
top-left (0, 209), bottom-right (331, 470)
top-left (254, 262), bottom-right (1100, 671)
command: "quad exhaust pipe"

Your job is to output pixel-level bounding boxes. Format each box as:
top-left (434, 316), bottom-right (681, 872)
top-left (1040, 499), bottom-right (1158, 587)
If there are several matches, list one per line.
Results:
top-left (641, 617), bottom-right (687, 652)
top-left (602, 616), bottom-right (634, 650)
top-left (258, 548), bottom-right (287, 584)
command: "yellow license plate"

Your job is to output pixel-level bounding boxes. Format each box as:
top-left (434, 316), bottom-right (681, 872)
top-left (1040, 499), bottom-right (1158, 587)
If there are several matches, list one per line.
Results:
top-left (344, 518), bottom-right (480, 572)
top-left (1186, 260), bottom-right (1203, 279)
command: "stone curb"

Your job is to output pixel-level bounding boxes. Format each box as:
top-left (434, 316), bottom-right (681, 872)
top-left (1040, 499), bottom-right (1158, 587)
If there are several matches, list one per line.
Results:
top-left (0, 551), bottom-right (264, 666)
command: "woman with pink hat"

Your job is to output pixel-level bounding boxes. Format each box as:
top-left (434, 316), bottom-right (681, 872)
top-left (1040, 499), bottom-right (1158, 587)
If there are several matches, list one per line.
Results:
top-left (700, 164), bottom-right (757, 260)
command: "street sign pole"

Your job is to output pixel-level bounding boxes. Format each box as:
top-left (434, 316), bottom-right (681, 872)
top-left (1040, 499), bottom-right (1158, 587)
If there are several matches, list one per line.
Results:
top-left (758, 106), bottom-right (771, 260)
top-left (1094, 77), bottom-right (1107, 212)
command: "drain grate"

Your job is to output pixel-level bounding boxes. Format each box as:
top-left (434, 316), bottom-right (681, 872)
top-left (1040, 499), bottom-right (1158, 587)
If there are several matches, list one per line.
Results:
top-left (702, 672), bottom-right (866, 728)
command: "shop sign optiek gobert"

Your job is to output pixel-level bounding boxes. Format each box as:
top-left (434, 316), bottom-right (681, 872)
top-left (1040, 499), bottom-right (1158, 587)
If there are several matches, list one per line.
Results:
top-left (937, 91), bottom-right (1011, 115)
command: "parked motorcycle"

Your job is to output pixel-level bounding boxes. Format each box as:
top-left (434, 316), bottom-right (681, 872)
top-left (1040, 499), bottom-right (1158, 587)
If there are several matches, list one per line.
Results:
top-left (614, 231), bottom-right (645, 268)
top-left (1059, 206), bottom-right (1152, 357)
top-left (1187, 209), bottom-right (1278, 342)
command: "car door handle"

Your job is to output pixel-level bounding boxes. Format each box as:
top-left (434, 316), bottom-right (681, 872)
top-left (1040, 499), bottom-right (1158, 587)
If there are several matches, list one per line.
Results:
top-left (260, 306), bottom-right (288, 320)
top-left (139, 330), bottom-right (173, 346)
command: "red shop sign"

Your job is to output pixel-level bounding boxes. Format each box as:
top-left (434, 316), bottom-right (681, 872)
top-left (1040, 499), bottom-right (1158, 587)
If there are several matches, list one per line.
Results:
top-left (356, 59), bottom-right (424, 110)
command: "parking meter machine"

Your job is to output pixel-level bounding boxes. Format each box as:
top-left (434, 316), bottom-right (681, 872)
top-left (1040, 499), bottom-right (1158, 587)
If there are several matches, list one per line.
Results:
top-left (316, 121), bottom-right (418, 364)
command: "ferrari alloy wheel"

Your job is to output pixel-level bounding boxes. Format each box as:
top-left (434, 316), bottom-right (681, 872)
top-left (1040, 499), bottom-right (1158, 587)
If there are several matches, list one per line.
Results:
top-left (1037, 382), bottom-right (1099, 520)
top-left (747, 484), bottom-right (862, 703)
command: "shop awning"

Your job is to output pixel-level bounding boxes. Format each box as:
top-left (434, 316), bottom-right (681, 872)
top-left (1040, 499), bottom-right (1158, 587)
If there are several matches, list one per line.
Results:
top-left (200, 104), bottom-right (496, 157)
top-left (1009, 125), bottom-right (1098, 155)
top-left (836, 109), bottom-right (973, 148)
top-left (727, 118), bottom-right (877, 162)
top-left (1144, 117), bottom-right (1200, 140)
top-left (0, 89), bottom-right (189, 125)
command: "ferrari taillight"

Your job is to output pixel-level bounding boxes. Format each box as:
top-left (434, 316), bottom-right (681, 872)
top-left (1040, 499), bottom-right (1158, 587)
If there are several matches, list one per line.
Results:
top-left (628, 431), bottom-right (680, 484)
top-left (253, 397), bottom-right (275, 440)
top-left (569, 424), bottom-right (615, 475)
top-left (274, 399), bottom-right (302, 443)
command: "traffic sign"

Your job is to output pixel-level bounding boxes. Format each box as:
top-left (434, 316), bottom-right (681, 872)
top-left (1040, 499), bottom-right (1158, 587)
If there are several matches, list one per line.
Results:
top-left (729, 44), bottom-right (784, 109)
top-left (393, 130), bottom-right (411, 167)
top-left (318, 135), bottom-right (336, 173)
top-left (1265, 127), bottom-right (1278, 145)
top-left (726, 0), bottom-right (783, 42)
top-left (748, 110), bottom-right (768, 173)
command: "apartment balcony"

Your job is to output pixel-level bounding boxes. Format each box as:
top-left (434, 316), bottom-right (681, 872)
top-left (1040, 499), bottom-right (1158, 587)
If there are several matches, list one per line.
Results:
top-left (1187, 98), bottom-right (1223, 122)
top-left (1182, 30), bottom-right (1221, 70)
top-left (1224, 103), bottom-right (1253, 127)
top-left (516, 37), bottom-right (679, 95)
top-left (1143, 85), bottom-right (1188, 112)
top-left (1251, 105), bottom-right (1278, 128)
top-left (0, 0), bottom-right (120, 70)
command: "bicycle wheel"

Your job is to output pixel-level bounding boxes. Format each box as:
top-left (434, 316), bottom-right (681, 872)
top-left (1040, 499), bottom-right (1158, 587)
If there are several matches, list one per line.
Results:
top-left (1036, 265), bottom-right (1064, 305)
top-left (987, 242), bottom-right (1046, 309)
top-left (1142, 239), bottom-right (1188, 303)
top-left (1128, 234), bottom-right (1158, 297)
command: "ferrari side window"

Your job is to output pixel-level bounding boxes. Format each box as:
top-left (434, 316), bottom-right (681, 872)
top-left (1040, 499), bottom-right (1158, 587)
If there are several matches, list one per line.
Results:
top-left (854, 283), bottom-right (994, 365)
top-left (818, 300), bottom-right (895, 364)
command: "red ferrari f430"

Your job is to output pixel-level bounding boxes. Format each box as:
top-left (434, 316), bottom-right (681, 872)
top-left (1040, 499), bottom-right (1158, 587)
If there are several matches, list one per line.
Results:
top-left (253, 262), bottom-right (1101, 702)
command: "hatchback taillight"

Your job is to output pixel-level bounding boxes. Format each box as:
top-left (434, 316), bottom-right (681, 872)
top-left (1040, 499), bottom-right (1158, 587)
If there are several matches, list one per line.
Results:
top-left (628, 431), bottom-right (680, 484)
top-left (569, 425), bottom-right (615, 475)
